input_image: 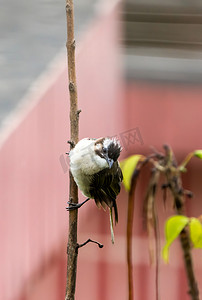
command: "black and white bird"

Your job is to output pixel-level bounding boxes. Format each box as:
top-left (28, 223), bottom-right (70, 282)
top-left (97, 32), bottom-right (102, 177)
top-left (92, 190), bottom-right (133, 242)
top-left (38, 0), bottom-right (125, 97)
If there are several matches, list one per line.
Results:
top-left (67, 137), bottom-right (123, 243)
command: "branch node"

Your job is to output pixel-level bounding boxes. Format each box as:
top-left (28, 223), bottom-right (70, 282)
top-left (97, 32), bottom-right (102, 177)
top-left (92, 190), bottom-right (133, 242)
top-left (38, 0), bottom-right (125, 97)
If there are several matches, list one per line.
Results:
top-left (77, 109), bottom-right (81, 117)
top-left (66, 3), bottom-right (71, 13)
top-left (69, 196), bottom-right (74, 203)
top-left (69, 82), bottom-right (75, 92)
top-left (72, 40), bottom-right (76, 49)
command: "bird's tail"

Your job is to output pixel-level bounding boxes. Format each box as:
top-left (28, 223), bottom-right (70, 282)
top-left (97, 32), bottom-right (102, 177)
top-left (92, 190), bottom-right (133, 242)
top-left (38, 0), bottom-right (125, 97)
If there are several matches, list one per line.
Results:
top-left (109, 208), bottom-right (115, 244)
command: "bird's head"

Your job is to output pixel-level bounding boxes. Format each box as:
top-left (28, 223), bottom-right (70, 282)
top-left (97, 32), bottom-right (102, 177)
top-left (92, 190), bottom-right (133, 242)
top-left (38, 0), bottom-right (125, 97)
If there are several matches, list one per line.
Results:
top-left (94, 137), bottom-right (122, 168)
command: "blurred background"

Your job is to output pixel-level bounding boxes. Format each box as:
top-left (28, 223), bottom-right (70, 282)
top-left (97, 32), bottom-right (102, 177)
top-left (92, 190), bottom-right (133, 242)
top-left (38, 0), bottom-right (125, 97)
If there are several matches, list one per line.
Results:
top-left (123, 0), bottom-right (202, 83)
top-left (1, 0), bottom-right (202, 299)
top-left (0, 0), bottom-right (100, 129)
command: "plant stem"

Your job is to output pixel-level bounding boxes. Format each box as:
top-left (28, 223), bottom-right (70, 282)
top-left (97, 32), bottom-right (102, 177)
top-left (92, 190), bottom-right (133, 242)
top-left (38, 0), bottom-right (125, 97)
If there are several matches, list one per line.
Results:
top-left (127, 169), bottom-right (141, 300)
top-left (170, 184), bottom-right (199, 300)
top-left (65, 0), bottom-right (80, 299)
top-left (164, 146), bottom-right (199, 300)
top-left (179, 229), bottom-right (199, 300)
top-left (127, 187), bottom-right (135, 300)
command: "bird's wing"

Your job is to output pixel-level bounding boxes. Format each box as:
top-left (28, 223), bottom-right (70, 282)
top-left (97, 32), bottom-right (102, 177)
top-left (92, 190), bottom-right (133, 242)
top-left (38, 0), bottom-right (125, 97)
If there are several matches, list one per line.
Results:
top-left (89, 162), bottom-right (123, 224)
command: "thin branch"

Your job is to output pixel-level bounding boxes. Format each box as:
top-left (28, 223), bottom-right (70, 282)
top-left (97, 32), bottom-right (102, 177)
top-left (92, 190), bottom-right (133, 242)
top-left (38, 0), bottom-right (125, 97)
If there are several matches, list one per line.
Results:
top-left (143, 168), bottom-right (160, 300)
top-left (76, 239), bottom-right (104, 253)
top-left (126, 158), bottom-right (149, 300)
top-left (127, 177), bottom-right (136, 300)
top-left (65, 1), bottom-right (80, 300)
top-left (127, 168), bottom-right (141, 300)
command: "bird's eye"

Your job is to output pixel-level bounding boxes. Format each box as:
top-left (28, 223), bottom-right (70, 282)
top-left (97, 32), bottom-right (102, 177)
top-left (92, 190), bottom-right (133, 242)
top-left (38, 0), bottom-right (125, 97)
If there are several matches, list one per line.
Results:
top-left (103, 148), bottom-right (107, 154)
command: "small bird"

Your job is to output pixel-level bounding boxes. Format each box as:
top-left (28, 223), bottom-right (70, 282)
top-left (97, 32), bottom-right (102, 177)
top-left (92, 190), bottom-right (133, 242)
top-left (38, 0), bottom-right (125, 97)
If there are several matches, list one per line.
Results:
top-left (67, 137), bottom-right (123, 243)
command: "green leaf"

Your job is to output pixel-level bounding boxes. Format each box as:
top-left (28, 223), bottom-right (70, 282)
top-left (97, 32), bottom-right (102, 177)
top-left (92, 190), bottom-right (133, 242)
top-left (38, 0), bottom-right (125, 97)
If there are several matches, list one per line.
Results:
top-left (120, 155), bottom-right (144, 191)
top-left (194, 150), bottom-right (202, 159)
top-left (162, 216), bottom-right (189, 263)
top-left (189, 218), bottom-right (202, 248)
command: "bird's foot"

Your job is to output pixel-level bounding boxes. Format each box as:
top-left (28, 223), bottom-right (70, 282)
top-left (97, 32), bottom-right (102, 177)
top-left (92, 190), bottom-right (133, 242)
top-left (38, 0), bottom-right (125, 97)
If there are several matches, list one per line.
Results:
top-left (66, 202), bottom-right (83, 211)
top-left (66, 198), bottom-right (90, 211)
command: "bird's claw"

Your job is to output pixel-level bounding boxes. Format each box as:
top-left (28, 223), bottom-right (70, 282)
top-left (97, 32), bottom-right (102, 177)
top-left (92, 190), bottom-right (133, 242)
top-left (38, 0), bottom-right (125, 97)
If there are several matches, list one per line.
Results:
top-left (66, 198), bottom-right (90, 211)
top-left (66, 201), bottom-right (81, 211)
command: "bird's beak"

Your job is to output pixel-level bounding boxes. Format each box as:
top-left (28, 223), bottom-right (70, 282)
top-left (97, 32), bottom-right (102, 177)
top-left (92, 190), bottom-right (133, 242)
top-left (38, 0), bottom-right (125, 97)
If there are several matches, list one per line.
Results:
top-left (104, 156), bottom-right (114, 169)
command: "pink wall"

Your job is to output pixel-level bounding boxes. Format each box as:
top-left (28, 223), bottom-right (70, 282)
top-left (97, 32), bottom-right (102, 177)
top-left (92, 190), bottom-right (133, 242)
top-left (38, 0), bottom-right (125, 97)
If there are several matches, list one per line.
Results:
top-left (0, 3), bottom-right (125, 300)
top-left (124, 82), bottom-right (202, 154)
top-left (1, 1), bottom-right (202, 300)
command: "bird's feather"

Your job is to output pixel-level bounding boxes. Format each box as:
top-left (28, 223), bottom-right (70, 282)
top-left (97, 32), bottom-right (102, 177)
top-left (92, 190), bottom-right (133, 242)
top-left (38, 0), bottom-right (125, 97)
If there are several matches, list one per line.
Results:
top-left (89, 161), bottom-right (122, 224)
top-left (110, 208), bottom-right (115, 244)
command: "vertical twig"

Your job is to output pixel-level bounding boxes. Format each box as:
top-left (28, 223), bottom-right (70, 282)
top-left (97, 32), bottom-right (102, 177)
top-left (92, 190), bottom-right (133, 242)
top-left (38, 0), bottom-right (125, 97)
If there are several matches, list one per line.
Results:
top-left (127, 159), bottom-right (148, 300)
top-left (127, 182), bottom-right (136, 300)
top-left (127, 169), bottom-right (141, 300)
top-left (65, 1), bottom-right (80, 300)
top-left (144, 169), bottom-right (160, 300)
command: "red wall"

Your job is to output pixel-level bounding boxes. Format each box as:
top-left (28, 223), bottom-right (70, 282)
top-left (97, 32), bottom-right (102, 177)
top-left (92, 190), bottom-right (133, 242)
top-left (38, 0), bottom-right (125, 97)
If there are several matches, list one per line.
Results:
top-left (1, 2), bottom-right (202, 300)
top-left (123, 82), bottom-right (202, 299)
top-left (124, 82), bottom-right (202, 154)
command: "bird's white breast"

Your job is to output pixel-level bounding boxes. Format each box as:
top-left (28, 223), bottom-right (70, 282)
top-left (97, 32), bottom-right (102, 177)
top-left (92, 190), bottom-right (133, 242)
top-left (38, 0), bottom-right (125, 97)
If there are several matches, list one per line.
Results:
top-left (69, 138), bottom-right (108, 197)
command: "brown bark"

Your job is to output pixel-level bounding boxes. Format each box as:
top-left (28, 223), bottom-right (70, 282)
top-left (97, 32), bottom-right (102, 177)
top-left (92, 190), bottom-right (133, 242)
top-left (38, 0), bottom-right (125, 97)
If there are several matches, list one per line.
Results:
top-left (65, 1), bottom-right (80, 299)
